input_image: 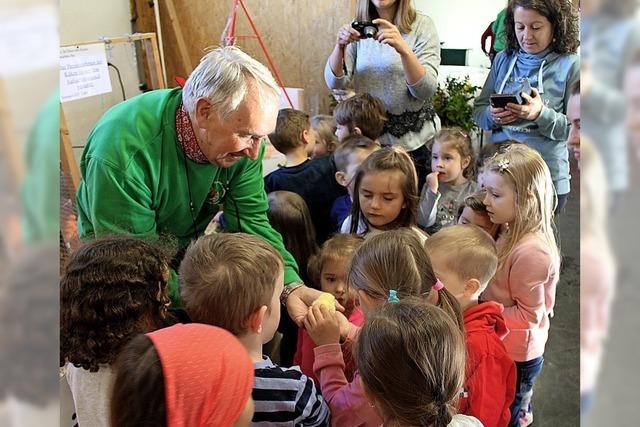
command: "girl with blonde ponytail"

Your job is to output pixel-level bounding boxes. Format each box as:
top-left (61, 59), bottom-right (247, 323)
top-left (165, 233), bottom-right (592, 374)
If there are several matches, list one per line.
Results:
top-left (481, 143), bottom-right (560, 426)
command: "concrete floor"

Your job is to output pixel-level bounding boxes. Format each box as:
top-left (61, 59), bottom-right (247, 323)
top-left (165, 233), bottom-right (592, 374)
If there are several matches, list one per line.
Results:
top-left (531, 157), bottom-right (580, 426)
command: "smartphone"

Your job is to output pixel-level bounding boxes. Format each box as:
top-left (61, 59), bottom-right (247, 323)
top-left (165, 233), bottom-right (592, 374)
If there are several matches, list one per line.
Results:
top-left (490, 94), bottom-right (521, 108)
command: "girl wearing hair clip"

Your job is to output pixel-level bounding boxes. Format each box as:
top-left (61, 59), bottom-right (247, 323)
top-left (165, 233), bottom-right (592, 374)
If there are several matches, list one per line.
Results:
top-left (481, 144), bottom-right (560, 426)
top-left (303, 229), bottom-right (463, 426)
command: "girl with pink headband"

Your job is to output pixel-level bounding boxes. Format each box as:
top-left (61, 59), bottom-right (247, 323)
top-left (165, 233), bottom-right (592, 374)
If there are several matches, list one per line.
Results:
top-left (303, 228), bottom-right (463, 426)
top-left (110, 323), bottom-right (255, 427)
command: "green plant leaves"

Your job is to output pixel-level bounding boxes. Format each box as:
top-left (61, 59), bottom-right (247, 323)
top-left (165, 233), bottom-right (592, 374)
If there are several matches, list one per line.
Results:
top-left (433, 76), bottom-right (480, 134)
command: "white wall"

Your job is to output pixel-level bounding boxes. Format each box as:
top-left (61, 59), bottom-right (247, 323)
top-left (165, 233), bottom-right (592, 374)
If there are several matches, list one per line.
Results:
top-left (60, 0), bottom-right (143, 163)
top-left (416, 0), bottom-right (507, 67)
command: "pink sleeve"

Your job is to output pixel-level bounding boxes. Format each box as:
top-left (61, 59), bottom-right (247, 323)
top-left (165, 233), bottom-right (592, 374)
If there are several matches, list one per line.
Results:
top-left (345, 323), bottom-right (361, 345)
top-left (502, 244), bottom-right (554, 330)
top-left (313, 344), bottom-right (382, 426)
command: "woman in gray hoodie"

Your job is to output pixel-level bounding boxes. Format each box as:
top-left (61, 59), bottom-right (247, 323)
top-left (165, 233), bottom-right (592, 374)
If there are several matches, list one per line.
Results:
top-left (473, 0), bottom-right (579, 214)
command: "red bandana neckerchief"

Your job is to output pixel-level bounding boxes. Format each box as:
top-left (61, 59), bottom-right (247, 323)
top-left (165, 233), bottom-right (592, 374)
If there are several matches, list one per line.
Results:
top-left (175, 102), bottom-right (209, 164)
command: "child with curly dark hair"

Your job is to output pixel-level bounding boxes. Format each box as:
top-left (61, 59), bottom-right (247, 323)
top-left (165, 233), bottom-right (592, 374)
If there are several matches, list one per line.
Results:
top-left (60, 235), bottom-right (174, 427)
top-left (474, 0), bottom-right (579, 214)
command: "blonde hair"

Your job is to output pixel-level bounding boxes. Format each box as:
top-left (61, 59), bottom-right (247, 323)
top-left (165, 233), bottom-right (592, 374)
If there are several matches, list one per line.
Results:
top-left (356, 298), bottom-right (465, 427)
top-left (179, 233), bottom-right (283, 335)
top-left (350, 146), bottom-right (419, 233)
top-left (484, 144), bottom-right (560, 267)
top-left (311, 115), bottom-right (338, 154)
top-left (425, 225), bottom-right (498, 288)
top-left (307, 234), bottom-right (365, 288)
top-left (356, 0), bottom-right (416, 34)
top-left (347, 229), bottom-right (464, 331)
top-left (431, 127), bottom-right (476, 179)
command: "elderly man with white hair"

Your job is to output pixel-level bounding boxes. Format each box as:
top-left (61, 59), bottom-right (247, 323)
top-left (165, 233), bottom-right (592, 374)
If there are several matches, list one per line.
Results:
top-left (76, 46), bottom-right (321, 323)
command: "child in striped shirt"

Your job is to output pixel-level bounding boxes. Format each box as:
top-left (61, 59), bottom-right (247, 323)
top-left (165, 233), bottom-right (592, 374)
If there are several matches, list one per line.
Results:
top-left (180, 233), bottom-right (330, 426)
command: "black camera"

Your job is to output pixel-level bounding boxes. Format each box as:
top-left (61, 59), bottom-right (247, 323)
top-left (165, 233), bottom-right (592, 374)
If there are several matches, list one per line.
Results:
top-left (351, 20), bottom-right (378, 39)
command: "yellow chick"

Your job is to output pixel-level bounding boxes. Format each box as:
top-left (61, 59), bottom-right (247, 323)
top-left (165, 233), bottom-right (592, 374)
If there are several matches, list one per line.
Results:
top-left (312, 293), bottom-right (336, 314)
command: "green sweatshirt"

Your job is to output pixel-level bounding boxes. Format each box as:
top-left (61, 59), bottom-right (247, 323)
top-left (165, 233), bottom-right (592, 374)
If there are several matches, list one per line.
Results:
top-left (76, 88), bottom-right (300, 302)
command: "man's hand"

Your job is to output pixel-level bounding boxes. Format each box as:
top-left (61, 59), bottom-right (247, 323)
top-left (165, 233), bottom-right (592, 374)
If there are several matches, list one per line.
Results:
top-left (304, 304), bottom-right (341, 347)
top-left (286, 285), bottom-right (344, 327)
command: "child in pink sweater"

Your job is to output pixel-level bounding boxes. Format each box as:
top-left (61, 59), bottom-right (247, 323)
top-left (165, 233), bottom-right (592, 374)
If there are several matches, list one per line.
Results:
top-left (481, 144), bottom-right (561, 427)
top-left (303, 229), bottom-right (463, 427)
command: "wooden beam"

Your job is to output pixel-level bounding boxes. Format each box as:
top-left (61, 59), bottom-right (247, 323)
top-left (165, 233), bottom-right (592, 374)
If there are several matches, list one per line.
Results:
top-left (60, 32), bottom-right (158, 47)
top-left (59, 107), bottom-right (80, 193)
top-left (164, 0), bottom-right (194, 75)
top-left (142, 34), bottom-right (166, 89)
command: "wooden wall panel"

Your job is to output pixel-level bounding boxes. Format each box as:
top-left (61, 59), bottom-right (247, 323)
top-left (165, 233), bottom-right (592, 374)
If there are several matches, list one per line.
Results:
top-left (132, 0), bottom-right (355, 115)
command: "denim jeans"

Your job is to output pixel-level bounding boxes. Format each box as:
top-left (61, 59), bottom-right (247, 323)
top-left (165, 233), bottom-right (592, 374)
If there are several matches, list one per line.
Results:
top-left (509, 356), bottom-right (544, 426)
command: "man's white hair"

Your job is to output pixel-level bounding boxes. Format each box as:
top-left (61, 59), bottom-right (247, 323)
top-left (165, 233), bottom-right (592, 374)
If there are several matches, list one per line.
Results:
top-left (182, 46), bottom-right (280, 119)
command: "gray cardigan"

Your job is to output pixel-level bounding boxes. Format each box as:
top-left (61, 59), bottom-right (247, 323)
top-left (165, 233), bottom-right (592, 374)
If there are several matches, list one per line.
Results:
top-left (325, 12), bottom-right (441, 151)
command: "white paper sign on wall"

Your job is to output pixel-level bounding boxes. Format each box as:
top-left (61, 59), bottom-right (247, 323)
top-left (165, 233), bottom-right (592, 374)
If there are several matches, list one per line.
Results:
top-left (60, 43), bottom-right (112, 103)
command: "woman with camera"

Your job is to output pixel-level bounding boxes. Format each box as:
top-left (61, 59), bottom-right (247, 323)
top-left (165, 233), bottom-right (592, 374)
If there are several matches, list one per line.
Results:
top-left (473, 0), bottom-right (579, 213)
top-left (325, 0), bottom-right (441, 190)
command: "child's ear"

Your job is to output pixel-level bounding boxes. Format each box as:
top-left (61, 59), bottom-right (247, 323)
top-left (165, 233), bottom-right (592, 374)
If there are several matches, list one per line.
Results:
top-left (335, 171), bottom-right (348, 187)
top-left (353, 127), bottom-right (363, 136)
top-left (464, 278), bottom-right (482, 297)
top-left (247, 305), bottom-right (268, 334)
top-left (302, 129), bottom-right (312, 145)
top-left (462, 156), bottom-right (471, 170)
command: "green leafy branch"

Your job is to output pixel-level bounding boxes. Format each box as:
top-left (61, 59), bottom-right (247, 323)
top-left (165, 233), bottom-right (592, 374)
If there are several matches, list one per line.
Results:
top-left (433, 76), bottom-right (480, 134)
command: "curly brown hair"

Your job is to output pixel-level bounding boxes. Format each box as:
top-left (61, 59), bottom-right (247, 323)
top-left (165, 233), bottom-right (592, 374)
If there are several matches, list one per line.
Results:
top-left (60, 235), bottom-right (173, 372)
top-left (504, 0), bottom-right (579, 55)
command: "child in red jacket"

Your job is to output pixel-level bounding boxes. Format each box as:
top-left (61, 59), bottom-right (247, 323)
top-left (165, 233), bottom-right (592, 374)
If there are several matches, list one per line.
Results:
top-left (426, 224), bottom-right (516, 427)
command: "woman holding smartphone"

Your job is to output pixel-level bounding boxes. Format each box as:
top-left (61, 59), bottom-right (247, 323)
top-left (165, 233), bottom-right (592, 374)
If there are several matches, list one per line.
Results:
top-left (473, 0), bottom-right (579, 213)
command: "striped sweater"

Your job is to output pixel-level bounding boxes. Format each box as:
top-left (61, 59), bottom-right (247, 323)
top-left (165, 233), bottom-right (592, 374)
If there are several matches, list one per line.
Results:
top-left (252, 356), bottom-right (330, 426)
